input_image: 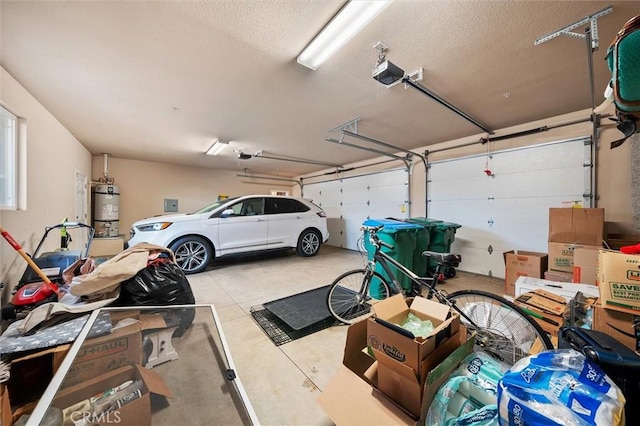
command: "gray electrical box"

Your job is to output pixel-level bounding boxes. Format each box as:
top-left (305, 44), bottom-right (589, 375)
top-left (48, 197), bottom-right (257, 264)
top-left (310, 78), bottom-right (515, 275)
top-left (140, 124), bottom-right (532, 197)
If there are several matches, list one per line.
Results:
top-left (164, 198), bottom-right (178, 212)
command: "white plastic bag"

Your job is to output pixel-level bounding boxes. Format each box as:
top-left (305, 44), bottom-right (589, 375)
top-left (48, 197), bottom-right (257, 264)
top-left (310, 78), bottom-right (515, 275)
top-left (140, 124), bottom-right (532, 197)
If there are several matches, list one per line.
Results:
top-left (426, 352), bottom-right (507, 426)
top-left (497, 349), bottom-right (625, 425)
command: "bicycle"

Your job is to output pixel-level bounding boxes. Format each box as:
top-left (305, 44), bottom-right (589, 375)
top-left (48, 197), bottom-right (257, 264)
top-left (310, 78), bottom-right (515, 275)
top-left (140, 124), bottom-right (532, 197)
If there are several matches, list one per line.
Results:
top-left (326, 225), bottom-right (554, 365)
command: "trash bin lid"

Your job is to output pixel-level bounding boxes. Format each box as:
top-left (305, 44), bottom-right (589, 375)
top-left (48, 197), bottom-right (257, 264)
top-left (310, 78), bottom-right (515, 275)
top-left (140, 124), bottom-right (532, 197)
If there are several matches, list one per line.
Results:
top-left (363, 218), bottom-right (422, 230)
top-left (433, 221), bottom-right (462, 230)
top-left (409, 217), bottom-right (444, 224)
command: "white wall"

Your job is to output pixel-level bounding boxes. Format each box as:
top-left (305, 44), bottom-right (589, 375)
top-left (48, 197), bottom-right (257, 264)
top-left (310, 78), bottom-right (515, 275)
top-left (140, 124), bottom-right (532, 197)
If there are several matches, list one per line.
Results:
top-left (0, 66), bottom-right (92, 297)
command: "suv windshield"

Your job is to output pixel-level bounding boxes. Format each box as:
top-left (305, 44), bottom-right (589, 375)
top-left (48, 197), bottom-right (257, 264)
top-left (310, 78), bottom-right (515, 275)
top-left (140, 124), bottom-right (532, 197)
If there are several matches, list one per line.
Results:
top-left (190, 197), bottom-right (239, 214)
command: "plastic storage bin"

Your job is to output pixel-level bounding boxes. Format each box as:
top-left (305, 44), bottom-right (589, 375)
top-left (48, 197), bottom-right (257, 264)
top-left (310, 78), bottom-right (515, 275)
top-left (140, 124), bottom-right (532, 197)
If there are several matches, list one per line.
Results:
top-left (409, 218), bottom-right (461, 276)
top-left (363, 219), bottom-right (421, 293)
top-left (406, 217), bottom-right (440, 278)
top-left (430, 221), bottom-right (461, 252)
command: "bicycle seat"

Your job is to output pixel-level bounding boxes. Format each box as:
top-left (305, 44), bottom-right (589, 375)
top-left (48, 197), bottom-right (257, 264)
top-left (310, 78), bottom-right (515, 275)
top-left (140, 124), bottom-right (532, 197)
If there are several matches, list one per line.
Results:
top-left (422, 251), bottom-right (461, 267)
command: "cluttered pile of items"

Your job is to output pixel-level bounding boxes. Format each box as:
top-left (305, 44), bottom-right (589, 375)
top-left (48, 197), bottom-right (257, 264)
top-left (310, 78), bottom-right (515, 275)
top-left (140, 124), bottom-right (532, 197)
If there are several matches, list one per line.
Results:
top-left (320, 207), bottom-right (640, 425)
top-left (0, 222), bottom-right (195, 425)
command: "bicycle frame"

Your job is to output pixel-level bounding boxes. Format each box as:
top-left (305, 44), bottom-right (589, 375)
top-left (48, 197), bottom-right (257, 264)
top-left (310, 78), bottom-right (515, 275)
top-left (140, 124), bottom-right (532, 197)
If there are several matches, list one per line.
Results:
top-left (368, 243), bottom-right (479, 327)
top-left (369, 246), bottom-right (446, 303)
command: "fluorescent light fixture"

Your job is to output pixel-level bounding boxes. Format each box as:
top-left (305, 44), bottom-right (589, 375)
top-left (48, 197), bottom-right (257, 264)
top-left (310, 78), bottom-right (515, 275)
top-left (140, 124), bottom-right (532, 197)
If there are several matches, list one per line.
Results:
top-left (297, 0), bottom-right (393, 70)
top-left (206, 139), bottom-right (229, 156)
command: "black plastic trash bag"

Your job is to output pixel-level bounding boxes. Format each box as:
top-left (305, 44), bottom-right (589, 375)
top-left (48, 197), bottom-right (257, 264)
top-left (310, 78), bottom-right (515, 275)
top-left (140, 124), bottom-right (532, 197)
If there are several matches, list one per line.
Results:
top-left (115, 257), bottom-right (195, 336)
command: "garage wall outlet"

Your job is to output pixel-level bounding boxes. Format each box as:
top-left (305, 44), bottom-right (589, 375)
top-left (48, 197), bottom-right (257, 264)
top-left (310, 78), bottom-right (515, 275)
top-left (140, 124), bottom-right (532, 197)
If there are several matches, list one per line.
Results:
top-left (164, 199), bottom-right (178, 212)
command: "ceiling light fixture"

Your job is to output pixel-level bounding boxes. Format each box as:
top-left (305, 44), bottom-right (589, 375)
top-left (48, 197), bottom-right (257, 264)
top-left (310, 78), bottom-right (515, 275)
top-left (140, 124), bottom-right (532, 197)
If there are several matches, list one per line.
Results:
top-left (297, 0), bottom-right (393, 70)
top-left (206, 139), bottom-right (229, 156)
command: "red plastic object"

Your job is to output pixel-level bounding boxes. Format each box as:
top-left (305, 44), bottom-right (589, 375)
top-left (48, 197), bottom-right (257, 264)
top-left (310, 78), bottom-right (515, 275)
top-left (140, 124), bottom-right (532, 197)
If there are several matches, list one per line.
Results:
top-left (620, 243), bottom-right (640, 254)
top-left (11, 282), bottom-right (56, 305)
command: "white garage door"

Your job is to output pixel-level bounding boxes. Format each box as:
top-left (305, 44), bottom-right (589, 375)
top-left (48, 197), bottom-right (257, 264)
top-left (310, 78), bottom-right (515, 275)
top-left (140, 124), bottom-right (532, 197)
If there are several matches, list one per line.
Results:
top-left (428, 137), bottom-right (592, 278)
top-left (304, 168), bottom-right (410, 250)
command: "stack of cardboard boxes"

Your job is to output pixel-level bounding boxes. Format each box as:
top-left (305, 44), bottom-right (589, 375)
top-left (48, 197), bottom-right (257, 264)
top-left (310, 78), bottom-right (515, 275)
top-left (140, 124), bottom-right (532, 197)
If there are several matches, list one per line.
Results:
top-left (547, 207), bottom-right (604, 283)
top-left (503, 208), bottom-right (604, 296)
top-left (319, 295), bottom-right (469, 424)
top-left (366, 296), bottom-right (460, 418)
top-left (594, 249), bottom-right (640, 353)
top-left (503, 208), bottom-right (604, 336)
top-left (501, 206), bottom-right (640, 355)
top-left (1, 314), bottom-right (171, 426)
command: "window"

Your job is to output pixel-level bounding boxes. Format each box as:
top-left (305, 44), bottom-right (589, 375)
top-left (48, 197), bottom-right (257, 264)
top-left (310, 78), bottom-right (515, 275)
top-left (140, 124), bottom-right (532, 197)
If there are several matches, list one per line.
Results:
top-left (239, 198), bottom-right (264, 216)
top-left (0, 106), bottom-right (17, 210)
top-left (265, 198), bottom-right (310, 214)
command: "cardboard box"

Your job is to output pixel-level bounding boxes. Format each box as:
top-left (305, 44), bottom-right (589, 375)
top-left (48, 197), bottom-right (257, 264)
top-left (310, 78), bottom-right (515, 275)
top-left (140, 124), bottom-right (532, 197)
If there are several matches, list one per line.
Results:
top-left (515, 289), bottom-right (567, 335)
top-left (592, 303), bottom-right (639, 353)
top-left (88, 235), bottom-right (124, 257)
top-left (503, 251), bottom-right (548, 296)
top-left (548, 207), bottom-right (604, 245)
top-left (367, 295), bottom-right (460, 373)
top-left (514, 276), bottom-right (599, 303)
top-left (598, 250), bottom-right (640, 314)
top-left (548, 242), bottom-right (601, 273)
top-left (6, 345), bottom-right (70, 407)
top-left (52, 364), bottom-right (172, 426)
top-left (572, 247), bottom-right (600, 285)
top-left (544, 270), bottom-right (573, 282)
top-left (318, 318), bottom-right (474, 425)
top-left (1, 345), bottom-right (71, 425)
top-left (373, 331), bottom-right (462, 418)
top-left (61, 321), bottom-right (143, 388)
top-left (606, 234), bottom-right (640, 251)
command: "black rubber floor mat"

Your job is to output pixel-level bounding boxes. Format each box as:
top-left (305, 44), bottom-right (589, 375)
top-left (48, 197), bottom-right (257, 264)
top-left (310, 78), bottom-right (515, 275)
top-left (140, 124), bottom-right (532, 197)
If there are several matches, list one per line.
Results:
top-left (250, 305), bottom-right (338, 346)
top-left (263, 285), bottom-right (334, 331)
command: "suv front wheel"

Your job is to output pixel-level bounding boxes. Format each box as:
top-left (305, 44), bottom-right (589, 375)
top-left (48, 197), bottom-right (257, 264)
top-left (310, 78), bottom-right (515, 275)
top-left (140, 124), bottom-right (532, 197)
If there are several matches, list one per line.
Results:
top-left (170, 236), bottom-right (213, 274)
top-left (296, 229), bottom-right (321, 257)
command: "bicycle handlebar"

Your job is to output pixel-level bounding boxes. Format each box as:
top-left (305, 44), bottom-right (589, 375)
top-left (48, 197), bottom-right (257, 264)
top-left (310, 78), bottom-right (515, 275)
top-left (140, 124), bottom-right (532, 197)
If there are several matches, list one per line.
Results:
top-left (362, 225), bottom-right (394, 250)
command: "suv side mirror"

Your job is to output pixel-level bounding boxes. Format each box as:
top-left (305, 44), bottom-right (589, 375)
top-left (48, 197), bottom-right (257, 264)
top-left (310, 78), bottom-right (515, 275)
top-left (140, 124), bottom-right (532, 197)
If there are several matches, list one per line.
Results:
top-left (220, 209), bottom-right (235, 218)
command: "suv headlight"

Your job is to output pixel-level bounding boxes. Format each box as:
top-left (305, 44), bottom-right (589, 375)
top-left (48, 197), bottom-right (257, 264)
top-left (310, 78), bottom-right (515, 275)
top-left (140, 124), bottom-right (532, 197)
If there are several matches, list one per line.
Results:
top-left (136, 222), bottom-right (172, 232)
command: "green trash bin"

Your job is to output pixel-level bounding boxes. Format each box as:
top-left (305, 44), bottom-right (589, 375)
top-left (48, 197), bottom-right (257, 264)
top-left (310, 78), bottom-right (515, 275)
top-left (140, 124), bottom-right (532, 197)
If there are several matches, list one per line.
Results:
top-left (409, 217), bottom-right (462, 277)
top-left (407, 218), bottom-right (440, 278)
top-left (428, 221), bottom-right (462, 276)
top-left (363, 218), bottom-right (421, 293)
top-left (430, 221), bottom-right (462, 253)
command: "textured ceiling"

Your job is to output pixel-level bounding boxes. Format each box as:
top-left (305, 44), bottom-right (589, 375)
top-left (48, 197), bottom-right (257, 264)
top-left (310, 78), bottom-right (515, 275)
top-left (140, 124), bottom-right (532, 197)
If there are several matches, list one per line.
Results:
top-left (2, 1), bottom-right (640, 177)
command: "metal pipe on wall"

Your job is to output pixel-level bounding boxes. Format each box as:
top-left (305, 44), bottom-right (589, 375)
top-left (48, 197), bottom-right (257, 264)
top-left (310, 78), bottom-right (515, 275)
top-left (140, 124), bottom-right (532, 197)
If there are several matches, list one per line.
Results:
top-left (585, 27), bottom-right (599, 208)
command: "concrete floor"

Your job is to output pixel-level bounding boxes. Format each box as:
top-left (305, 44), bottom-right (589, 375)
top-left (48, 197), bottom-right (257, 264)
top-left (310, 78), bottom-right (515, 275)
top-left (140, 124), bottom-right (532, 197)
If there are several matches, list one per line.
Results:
top-left (185, 245), bottom-right (505, 425)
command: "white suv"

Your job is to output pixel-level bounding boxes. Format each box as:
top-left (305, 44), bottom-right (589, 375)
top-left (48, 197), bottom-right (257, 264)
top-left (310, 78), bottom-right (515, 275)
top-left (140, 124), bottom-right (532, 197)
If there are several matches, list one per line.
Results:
top-left (127, 195), bottom-right (329, 274)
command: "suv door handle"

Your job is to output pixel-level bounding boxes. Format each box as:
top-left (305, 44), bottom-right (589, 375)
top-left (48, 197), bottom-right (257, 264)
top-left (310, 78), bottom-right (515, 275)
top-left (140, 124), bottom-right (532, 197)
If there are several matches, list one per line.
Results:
top-left (256, 218), bottom-right (266, 222)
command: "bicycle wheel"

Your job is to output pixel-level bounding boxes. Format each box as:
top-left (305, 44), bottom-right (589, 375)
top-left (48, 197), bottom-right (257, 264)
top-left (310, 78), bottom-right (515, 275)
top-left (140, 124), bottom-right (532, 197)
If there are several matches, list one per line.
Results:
top-left (447, 290), bottom-right (553, 366)
top-left (327, 269), bottom-right (391, 325)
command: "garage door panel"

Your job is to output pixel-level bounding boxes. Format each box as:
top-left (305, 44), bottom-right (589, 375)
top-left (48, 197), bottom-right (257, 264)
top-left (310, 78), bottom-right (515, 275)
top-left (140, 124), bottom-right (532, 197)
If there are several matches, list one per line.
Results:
top-left (369, 200), bottom-right (408, 220)
top-left (449, 244), bottom-right (492, 277)
top-left (305, 169), bottom-right (409, 251)
top-left (429, 199), bottom-right (490, 226)
top-left (429, 137), bottom-right (590, 276)
top-left (430, 156), bottom-right (486, 180)
top-left (494, 169), bottom-right (585, 198)
top-left (429, 177), bottom-right (487, 201)
top-left (492, 141), bottom-right (587, 174)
